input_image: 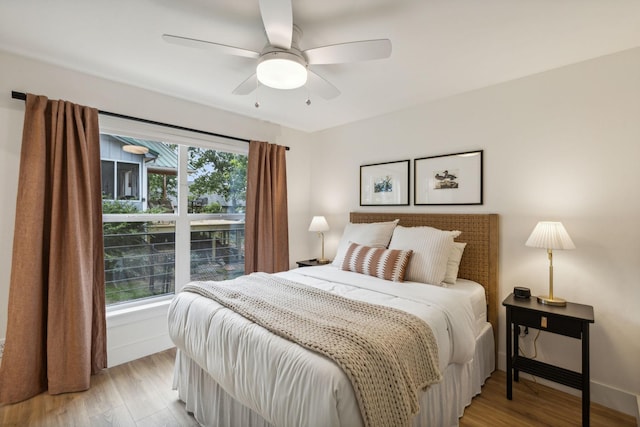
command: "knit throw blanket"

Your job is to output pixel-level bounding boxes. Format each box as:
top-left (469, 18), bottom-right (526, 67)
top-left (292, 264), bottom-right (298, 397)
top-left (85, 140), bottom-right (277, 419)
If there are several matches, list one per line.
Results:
top-left (182, 272), bottom-right (442, 427)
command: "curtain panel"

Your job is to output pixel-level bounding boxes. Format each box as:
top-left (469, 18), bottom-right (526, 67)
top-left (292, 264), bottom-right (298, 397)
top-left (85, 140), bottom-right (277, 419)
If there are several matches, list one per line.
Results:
top-left (0, 94), bottom-right (107, 405)
top-left (245, 140), bottom-right (289, 273)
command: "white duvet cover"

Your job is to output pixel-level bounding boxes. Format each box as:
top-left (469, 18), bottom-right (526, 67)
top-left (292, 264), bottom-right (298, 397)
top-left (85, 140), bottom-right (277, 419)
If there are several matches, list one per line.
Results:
top-left (168, 265), bottom-right (482, 427)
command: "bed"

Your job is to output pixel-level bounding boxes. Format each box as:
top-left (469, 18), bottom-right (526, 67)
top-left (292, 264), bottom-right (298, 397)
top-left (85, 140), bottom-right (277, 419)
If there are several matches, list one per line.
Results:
top-left (168, 212), bottom-right (499, 427)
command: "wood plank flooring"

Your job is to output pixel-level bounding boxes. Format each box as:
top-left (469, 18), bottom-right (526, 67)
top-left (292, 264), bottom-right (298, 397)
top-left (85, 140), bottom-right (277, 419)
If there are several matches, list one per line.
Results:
top-left (460, 370), bottom-right (636, 427)
top-left (0, 348), bottom-right (197, 427)
top-left (0, 348), bottom-right (636, 426)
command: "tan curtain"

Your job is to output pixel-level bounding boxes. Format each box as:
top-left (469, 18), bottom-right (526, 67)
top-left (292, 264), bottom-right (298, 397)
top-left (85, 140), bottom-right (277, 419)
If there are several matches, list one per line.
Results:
top-left (245, 140), bottom-right (289, 273)
top-left (0, 94), bottom-right (107, 405)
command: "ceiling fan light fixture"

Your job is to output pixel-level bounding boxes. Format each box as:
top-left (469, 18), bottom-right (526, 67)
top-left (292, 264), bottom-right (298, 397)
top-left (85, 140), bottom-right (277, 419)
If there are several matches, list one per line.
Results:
top-left (122, 145), bottom-right (149, 155)
top-left (257, 51), bottom-right (307, 90)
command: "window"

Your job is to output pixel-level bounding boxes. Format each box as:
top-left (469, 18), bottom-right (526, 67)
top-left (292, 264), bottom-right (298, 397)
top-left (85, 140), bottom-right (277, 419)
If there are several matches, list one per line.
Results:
top-left (101, 160), bottom-right (114, 199)
top-left (101, 160), bottom-right (140, 201)
top-left (103, 219), bottom-right (175, 305)
top-left (100, 130), bottom-right (248, 307)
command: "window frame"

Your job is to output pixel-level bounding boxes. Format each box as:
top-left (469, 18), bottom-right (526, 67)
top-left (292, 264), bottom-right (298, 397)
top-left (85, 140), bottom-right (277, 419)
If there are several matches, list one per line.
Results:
top-left (101, 158), bottom-right (143, 202)
top-left (100, 117), bottom-right (248, 311)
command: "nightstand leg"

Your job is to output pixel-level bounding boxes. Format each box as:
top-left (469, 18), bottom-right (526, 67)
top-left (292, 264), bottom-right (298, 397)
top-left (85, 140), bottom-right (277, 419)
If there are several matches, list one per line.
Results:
top-left (513, 325), bottom-right (519, 382)
top-left (506, 307), bottom-right (513, 400)
top-left (582, 324), bottom-right (590, 427)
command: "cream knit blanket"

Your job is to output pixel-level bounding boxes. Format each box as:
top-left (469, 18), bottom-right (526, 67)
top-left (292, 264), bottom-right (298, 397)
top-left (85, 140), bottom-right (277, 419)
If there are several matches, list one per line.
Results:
top-left (182, 272), bottom-right (442, 427)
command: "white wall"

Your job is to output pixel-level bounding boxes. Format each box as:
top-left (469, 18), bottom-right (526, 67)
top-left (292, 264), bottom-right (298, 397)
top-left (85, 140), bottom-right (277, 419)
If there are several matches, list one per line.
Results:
top-left (308, 48), bottom-right (640, 417)
top-left (0, 50), bottom-right (314, 367)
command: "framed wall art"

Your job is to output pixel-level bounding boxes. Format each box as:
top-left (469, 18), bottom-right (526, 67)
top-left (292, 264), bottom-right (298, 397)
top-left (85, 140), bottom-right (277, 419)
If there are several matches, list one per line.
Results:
top-left (414, 150), bottom-right (483, 205)
top-left (360, 160), bottom-right (410, 206)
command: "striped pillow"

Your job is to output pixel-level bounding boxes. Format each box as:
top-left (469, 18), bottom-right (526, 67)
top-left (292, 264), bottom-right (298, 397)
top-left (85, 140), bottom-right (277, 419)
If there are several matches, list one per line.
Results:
top-left (341, 242), bottom-right (413, 282)
top-left (388, 225), bottom-right (456, 286)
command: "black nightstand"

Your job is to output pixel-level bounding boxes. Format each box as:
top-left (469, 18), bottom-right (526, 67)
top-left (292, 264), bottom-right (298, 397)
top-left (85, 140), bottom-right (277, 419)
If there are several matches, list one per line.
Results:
top-left (503, 293), bottom-right (594, 427)
top-left (296, 259), bottom-right (330, 267)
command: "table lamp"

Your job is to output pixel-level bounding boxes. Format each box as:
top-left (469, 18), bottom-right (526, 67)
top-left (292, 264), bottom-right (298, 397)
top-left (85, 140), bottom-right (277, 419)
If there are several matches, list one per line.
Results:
top-left (525, 221), bottom-right (575, 306)
top-left (308, 216), bottom-right (330, 264)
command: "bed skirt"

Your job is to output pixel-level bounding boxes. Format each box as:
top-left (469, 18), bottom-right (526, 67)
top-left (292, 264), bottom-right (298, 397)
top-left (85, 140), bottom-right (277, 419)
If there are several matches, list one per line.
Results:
top-left (173, 323), bottom-right (494, 427)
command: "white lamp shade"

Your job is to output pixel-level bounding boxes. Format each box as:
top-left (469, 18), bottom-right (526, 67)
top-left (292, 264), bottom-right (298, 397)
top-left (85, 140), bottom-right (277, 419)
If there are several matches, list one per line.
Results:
top-left (308, 216), bottom-right (330, 232)
top-left (257, 52), bottom-right (307, 90)
top-left (525, 221), bottom-right (575, 250)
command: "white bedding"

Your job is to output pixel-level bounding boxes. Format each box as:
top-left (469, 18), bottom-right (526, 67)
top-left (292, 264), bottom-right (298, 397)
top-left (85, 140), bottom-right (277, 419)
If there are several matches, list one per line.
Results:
top-left (447, 278), bottom-right (489, 336)
top-left (168, 265), bottom-right (488, 427)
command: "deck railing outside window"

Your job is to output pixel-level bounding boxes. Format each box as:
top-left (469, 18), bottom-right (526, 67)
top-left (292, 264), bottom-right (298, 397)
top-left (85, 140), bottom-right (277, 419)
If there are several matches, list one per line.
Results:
top-left (104, 222), bottom-right (245, 305)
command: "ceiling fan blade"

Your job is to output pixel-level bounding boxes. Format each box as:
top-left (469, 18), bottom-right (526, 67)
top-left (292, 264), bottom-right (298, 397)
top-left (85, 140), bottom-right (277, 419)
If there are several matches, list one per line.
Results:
top-left (307, 71), bottom-right (340, 100)
top-left (258, 0), bottom-right (293, 49)
top-left (304, 39), bottom-right (392, 65)
top-left (232, 73), bottom-right (258, 95)
top-left (162, 34), bottom-right (260, 59)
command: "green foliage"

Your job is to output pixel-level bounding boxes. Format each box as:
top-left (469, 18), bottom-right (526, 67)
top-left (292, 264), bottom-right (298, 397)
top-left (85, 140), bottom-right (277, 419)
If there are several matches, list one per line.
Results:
top-left (102, 199), bottom-right (140, 214)
top-left (102, 200), bottom-right (143, 235)
top-left (148, 173), bottom-right (177, 201)
top-left (145, 206), bottom-right (170, 214)
top-left (188, 148), bottom-right (247, 212)
top-left (202, 202), bottom-right (222, 213)
top-left (102, 200), bottom-right (146, 291)
top-left (105, 280), bottom-right (166, 305)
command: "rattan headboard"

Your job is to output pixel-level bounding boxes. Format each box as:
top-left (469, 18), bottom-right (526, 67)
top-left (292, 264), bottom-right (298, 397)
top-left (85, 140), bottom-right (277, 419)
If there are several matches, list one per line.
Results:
top-left (350, 212), bottom-right (499, 359)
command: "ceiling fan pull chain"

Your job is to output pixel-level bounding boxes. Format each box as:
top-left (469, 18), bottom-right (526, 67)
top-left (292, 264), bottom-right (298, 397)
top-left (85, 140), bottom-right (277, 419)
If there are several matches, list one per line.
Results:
top-left (255, 80), bottom-right (261, 108)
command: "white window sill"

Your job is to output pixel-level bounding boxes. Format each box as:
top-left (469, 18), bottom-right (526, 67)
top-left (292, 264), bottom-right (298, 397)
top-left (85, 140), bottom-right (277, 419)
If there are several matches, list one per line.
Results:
top-left (106, 297), bottom-right (173, 328)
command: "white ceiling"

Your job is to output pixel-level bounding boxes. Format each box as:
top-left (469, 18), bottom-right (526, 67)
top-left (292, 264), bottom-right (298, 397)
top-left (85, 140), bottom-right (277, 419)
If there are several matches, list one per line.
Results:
top-left (1, 1), bottom-right (639, 133)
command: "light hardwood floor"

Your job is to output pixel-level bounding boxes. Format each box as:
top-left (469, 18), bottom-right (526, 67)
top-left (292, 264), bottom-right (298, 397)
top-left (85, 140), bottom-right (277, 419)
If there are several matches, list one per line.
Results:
top-left (0, 348), bottom-right (636, 426)
top-left (460, 370), bottom-right (636, 427)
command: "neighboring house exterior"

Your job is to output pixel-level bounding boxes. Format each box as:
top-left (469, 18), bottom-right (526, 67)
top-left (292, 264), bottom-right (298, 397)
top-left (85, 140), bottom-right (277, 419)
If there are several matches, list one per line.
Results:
top-left (100, 134), bottom-right (178, 212)
top-left (100, 134), bottom-right (244, 213)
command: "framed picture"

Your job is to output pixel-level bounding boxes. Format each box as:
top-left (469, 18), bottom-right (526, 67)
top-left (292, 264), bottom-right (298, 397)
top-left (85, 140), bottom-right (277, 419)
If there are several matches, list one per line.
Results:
top-left (360, 160), bottom-right (410, 206)
top-left (414, 150), bottom-right (483, 205)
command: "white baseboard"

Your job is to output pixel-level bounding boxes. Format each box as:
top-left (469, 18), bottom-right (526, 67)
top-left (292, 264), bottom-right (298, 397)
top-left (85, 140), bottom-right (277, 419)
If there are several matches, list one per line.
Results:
top-left (498, 351), bottom-right (639, 421)
top-left (591, 380), bottom-right (640, 423)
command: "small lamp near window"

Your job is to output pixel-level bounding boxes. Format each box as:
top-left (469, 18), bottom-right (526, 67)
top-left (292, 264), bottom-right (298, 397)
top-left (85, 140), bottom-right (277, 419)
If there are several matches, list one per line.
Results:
top-left (308, 216), bottom-right (330, 264)
top-left (525, 221), bottom-right (575, 306)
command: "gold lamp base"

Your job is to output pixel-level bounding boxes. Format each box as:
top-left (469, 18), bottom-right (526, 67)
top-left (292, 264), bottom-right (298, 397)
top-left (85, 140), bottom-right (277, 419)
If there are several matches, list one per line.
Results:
top-left (537, 295), bottom-right (567, 307)
top-left (317, 259), bottom-right (331, 265)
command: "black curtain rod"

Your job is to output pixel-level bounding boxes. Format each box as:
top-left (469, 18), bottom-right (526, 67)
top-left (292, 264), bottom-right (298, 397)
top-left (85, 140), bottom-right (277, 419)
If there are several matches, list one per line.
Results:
top-left (11, 91), bottom-right (289, 150)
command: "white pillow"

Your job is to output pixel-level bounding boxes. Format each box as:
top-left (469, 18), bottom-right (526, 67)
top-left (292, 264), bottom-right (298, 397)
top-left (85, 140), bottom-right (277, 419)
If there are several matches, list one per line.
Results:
top-left (442, 242), bottom-right (467, 286)
top-left (388, 225), bottom-right (457, 286)
top-left (332, 219), bottom-right (399, 267)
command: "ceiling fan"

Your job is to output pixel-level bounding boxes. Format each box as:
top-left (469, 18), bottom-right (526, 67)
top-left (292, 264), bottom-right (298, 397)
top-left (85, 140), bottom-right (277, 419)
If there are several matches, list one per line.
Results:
top-left (162, 0), bottom-right (392, 100)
